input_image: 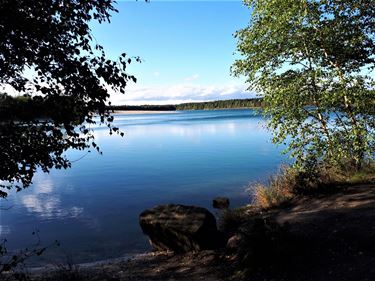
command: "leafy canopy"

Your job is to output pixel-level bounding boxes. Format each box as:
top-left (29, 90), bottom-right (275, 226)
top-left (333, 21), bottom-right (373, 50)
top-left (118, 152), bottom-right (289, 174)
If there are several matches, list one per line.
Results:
top-left (0, 0), bottom-right (138, 197)
top-left (233, 0), bottom-right (375, 172)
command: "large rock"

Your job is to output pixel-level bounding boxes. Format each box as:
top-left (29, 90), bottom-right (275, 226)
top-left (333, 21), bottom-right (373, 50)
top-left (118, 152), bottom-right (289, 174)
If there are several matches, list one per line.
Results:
top-left (213, 197), bottom-right (230, 209)
top-left (139, 204), bottom-right (224, 253)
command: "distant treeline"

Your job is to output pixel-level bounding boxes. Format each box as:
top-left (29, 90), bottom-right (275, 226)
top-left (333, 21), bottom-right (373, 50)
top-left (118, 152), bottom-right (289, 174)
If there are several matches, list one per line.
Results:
top-left (0, 95), bottom-right (264, 121)
top-left (107, 104), bottom-right (176, 111)
top-left (108, 98), bottom-right (264, 111)
top-left (175, 98), bottom-right (263, 110)
top-left (0, 94), bottom-right (54, 120)
top-left (0, 94), bottom-right (88, 122)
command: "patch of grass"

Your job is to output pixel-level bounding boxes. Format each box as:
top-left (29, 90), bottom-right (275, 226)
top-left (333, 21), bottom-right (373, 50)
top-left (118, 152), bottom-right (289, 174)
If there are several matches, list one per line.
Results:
top-left (314, 161), bottom-right (375, 187)
top-left (346, 162), bottom-right (375, 183)
top-left (249, 161), bottom-right (375, 210)
top-left (249, 165), bottom-right (297, 209)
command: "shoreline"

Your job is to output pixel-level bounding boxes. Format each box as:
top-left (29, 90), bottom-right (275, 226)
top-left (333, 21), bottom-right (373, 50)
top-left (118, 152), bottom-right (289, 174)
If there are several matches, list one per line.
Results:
top-left (111, 110), bottom-right (176, 115)
top-left (28, 251), bottom-right (154, 273)
top-left (18, 181), bottom-right (375, 281)
top-left (110, 107), bottom-right (261, 115)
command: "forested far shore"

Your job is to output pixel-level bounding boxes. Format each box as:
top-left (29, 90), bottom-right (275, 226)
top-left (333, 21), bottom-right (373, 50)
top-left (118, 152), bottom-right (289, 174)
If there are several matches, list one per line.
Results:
top-left (0, 95), bottom-right (263, 121)
top-left (176, 98), bottom-right (263, 110)
top-left (107, 104), bottom-right (176, 111)
top-left (108, 98), bottom-right (264, 111)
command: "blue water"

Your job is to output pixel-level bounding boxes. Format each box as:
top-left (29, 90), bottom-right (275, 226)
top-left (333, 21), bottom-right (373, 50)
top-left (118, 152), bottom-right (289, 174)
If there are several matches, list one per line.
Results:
top-left (0, 109), bottom-right (288, 265)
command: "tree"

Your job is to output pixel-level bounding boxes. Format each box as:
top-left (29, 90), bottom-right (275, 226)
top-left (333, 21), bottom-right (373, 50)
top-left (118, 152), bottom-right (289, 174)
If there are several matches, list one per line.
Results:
top-left (0, 0), bottom-right (138, 198)
top-left (232, 0), bottom-right (375, 172)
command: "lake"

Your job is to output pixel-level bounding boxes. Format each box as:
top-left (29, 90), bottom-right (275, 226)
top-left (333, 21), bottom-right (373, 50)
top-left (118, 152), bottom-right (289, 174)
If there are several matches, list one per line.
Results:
top-left (0, 109), bottom-right (288, 265)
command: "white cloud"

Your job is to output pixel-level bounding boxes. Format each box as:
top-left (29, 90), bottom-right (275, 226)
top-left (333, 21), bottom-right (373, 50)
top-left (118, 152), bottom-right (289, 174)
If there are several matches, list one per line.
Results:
top-left (0, 83), bottom-right (18, 96)
top-left (110, 83), bottom-right (256, 105)
top-left (2, 78), bottom-right (256, 106)
top-left (153, 71), bottom-right (160, 77)
top-left (184, 74), bottom-right (200, 82)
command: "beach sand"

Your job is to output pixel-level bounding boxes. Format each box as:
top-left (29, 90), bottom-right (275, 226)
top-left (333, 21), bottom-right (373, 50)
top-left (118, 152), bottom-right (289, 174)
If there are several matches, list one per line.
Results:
top-left (112, 110), bottom-right (176, 115)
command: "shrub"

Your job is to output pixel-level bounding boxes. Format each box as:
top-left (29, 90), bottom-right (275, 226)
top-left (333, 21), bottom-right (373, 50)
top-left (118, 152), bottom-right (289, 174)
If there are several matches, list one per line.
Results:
top-left (249, 166), bottom-right (297, 209)
top-left (249, 161), bottom-right (375, 210)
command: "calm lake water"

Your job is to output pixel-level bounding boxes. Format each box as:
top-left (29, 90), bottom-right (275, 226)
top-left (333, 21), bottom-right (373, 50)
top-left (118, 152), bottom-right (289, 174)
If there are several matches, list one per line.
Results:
top-left (0, 109), bottom-right (288, 265)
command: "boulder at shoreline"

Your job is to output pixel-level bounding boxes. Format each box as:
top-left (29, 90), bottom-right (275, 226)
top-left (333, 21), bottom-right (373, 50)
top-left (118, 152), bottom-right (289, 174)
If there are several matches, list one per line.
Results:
top-left (213, 197), bottom-right (230, 209)
top-left (139, 204), bottom-right (224, 253)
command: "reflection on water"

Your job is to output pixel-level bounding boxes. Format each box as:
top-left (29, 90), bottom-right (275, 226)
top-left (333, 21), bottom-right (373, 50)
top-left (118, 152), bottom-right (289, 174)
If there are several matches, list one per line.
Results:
top-left (0, 109), bottom-right (288, 265)
top-left (19, 177), bottom-right (84, 220)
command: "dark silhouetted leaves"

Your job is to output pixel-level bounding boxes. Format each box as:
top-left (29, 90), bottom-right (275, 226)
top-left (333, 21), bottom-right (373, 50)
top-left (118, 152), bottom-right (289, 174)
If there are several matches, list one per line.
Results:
top-left (0, 0), bottom-right (137, 197)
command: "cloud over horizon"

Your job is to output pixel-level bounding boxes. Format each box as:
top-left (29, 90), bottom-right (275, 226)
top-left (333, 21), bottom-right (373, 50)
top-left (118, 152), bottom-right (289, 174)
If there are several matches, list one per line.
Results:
top-left (110, 83), bottom-right (256, 105)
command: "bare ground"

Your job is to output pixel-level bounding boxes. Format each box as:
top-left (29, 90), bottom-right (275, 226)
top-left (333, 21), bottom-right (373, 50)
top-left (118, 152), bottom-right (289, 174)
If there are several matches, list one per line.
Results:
top-left (263, 182), bottom-right (375, 281)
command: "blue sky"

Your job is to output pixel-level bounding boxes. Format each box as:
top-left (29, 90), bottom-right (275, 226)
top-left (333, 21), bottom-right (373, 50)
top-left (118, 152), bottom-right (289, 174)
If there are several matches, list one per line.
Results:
top-left (91, 0), bottom-right (254, 105)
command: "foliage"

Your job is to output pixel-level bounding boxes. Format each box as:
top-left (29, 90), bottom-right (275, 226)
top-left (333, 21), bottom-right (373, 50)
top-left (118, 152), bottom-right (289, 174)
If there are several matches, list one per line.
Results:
top-left (233, 0), bottom-right (375, 172)
top-left (0, 94), bottom-right (91, 121)
top-left (249, 165), bottom-right (297, 209)
top-left (346, 161), bottom-right (375, 183)
top-left (250, 162), bottom-right (375, 209)
top-left (0, 0), bottom-right (138, 197)
top-left (0, 96), bottom-right (264, 117)
top-left (107, 103), bottom-right (176, 111)
top-left (0, 234), bottom-right (59, 280)
top-left (108, 98), bottom-right (264, 111)
top-left (176, 98), bottom-right (264, 110)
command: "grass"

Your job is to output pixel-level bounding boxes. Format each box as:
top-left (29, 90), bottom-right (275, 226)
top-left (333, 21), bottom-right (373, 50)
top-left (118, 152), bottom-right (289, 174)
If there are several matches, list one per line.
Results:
top-left (248, 165), bottom-right (297, 209)
top-left (248, 162), bottom-right (375, 210)
top-left (344, 162), bottom-right (375, 183)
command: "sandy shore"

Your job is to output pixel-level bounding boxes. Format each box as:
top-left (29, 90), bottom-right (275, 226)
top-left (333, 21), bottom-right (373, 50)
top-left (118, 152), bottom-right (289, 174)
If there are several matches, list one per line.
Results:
top-left (112, 110), bottom-right (176, 115)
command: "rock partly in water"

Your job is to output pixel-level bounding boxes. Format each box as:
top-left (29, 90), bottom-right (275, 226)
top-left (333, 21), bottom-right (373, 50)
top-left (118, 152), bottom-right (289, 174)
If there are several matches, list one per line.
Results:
top-left (212, 197), bottom-right (230, 209)
top-left (139, 204), bottom-right (224, 253)
top-left (226, 234), bottom-right (242, 252)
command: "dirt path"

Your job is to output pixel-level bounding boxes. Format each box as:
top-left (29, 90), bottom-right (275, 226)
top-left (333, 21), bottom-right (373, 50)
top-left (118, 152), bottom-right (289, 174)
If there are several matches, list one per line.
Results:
top-left (254, 183), bottom-right (375, 281)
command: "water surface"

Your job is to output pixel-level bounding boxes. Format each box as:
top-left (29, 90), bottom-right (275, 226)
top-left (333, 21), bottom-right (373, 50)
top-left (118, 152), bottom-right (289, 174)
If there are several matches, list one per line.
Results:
top-left (0, 109), bottom-right (287, 264)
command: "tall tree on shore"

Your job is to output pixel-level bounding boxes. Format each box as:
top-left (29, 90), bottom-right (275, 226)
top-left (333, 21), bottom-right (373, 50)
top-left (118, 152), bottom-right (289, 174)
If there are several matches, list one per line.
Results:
top-left (0, 0), bottom-right (137, 197)
top-left (233, 0), bottom-right (375, 172)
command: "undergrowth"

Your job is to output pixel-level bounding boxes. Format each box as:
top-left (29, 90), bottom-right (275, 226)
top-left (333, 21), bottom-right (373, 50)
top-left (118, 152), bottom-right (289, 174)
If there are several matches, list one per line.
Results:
top-left (249, 162), bottom-right (375, 209)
